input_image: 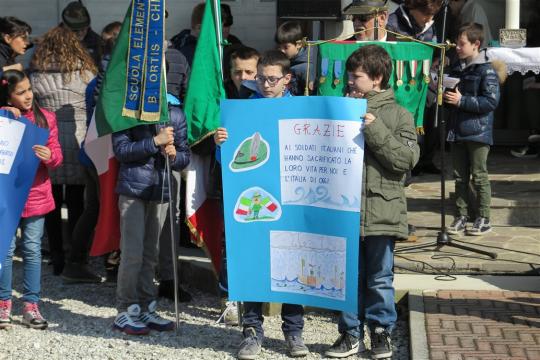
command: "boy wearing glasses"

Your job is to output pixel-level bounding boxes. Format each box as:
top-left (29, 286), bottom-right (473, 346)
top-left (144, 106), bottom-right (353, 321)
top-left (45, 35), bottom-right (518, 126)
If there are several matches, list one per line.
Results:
top-left (214, 50), bottom-right (309, 360)
top-left (325, 45), bottom-right (419, 359)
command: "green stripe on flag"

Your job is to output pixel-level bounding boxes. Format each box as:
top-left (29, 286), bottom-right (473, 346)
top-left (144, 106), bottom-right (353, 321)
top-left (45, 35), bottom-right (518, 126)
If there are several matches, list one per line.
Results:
top-left (183, 0), bottom-right (225, 145)
top-left (239, 197), bottom-right (251, 206)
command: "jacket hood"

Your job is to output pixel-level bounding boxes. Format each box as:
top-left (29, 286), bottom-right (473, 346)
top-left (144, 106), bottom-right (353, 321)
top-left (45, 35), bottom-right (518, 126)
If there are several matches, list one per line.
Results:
top-left (365, 88), bottom-right (395, 110)
top-left (291, 47), bottom-right (308, 67)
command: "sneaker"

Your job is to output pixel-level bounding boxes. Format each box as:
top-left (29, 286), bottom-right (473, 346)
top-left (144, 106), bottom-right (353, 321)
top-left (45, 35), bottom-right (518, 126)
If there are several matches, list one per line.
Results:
top-left (158, 280), bottom-right (192, 303)
top-left (62, 263), bottom-right (102, 284)
top-left (325, 333), bottom-right (361, 358)
top-left (237, 327), bottom-right (262, 360)
top-left (22, 302), bottom-right (48, 330)
top-left (370, 327), bottom-right (392, 359)
top-left (285, 334), bottom-right (309, 357)
top-left (447, 215), bottom-right (468, 235)
top-left (0, 299), bottom-right (12, 329)
top-left (113, 304), bottom-right (150, 335)
top-left (220, 298), bottom-right (239, 326)
top-left (468, 217), bottom-right (492, 236)
top-left (138, 300), bottom-right (175, 332)
top-left (511, 146), bottom-right (538, 158)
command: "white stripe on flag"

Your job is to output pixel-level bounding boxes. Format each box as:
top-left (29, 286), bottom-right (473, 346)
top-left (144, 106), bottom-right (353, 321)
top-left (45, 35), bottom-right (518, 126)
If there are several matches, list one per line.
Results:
top-left (84, 110), bottom-right (114, 175)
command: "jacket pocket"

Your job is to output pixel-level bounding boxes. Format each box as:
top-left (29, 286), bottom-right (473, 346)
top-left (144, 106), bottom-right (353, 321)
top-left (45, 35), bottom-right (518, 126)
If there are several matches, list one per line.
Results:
top-left (458, 116), bottom-right (484, 137)
top-left (366, 185), bottom-right (403, 226)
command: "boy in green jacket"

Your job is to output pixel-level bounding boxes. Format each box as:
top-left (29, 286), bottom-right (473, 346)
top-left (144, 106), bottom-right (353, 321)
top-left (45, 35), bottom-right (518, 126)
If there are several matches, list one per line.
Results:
top-left (325, 45), bottom-right (419, 359)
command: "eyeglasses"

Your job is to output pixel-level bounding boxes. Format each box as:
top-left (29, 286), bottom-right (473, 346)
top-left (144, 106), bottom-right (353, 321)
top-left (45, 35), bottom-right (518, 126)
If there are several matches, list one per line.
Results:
top-left (255, 75), bottom-right (285, 87)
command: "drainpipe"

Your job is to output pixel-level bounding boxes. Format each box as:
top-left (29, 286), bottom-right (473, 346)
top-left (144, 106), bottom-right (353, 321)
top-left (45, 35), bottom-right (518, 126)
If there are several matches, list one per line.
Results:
top-left (505, 0), bottom-right (520, 29)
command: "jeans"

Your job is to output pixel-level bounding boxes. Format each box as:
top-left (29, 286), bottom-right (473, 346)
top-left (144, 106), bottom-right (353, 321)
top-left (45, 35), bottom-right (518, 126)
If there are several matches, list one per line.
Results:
top-left (70, 166), bottom-right (100, 263)
top-left (338, 236), bottom-right (397, 339)
top-left (0, 216), bottom-right (45, 304)
top-left (116, 195), bottom-right (168, 311)
top-left (243, 302), bottom-right (304, 340)
top-left (452, 142), bottom-right (491, 218)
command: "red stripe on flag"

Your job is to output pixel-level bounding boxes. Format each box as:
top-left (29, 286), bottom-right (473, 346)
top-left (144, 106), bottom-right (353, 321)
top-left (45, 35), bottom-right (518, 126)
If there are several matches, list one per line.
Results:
top-left (187, 198), bottom-right (224, 273)
top-left (89, 158), bottom-right (121, 256)
top-left (235, 209), bottom-right (248, 215)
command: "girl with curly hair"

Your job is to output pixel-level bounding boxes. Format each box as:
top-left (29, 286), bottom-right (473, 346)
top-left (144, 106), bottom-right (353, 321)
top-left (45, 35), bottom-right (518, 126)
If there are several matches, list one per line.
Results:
top-left (30, 25), bottom-right (97, 277)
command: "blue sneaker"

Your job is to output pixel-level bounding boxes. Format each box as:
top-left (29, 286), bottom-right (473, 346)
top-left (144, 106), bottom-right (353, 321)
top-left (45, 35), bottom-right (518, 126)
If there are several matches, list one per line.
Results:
top-left (114, 304), bottom-right (150, 335)
top-left (138, 300), bottom-right (175, 332)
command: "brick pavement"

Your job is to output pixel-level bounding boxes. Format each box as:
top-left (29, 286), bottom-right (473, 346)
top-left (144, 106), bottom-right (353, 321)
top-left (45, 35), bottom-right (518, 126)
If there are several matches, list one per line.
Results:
top-left (423, 290), bottom-right (540, 360)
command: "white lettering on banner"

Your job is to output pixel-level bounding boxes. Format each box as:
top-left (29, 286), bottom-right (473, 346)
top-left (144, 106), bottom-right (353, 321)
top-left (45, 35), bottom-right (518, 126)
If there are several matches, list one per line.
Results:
top-left (0, 116), bottom-right (26, 174)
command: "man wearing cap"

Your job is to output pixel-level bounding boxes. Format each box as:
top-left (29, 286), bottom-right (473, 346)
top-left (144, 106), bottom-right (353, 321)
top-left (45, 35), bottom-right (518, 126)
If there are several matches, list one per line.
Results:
top-left (343, 0), bottom-right (396, 41)
top-left (61, 1), bottom-right (103, 67)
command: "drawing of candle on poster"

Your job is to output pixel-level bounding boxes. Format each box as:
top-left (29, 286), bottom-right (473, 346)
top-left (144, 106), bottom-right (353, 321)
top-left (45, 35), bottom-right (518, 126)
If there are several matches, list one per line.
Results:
top-left (220, 96), bottom-right (366, 312)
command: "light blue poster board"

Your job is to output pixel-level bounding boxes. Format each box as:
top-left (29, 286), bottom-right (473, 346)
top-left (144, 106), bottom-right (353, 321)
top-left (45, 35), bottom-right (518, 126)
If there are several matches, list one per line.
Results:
top-left (0, 110), bottom-right (49, 274)
top-left (221, 96), bottom-right (366, 312)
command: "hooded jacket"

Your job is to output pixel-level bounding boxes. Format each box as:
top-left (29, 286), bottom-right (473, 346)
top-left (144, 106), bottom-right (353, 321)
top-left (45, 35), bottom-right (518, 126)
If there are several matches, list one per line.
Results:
top-left (0, 42), bottom-right (15, 69)
top-left (447, 49), bottom-right (500, 145)
top-left (289, 46), bottom-right (317, 96)
top-left (361, 89), bottom-right (419, 239)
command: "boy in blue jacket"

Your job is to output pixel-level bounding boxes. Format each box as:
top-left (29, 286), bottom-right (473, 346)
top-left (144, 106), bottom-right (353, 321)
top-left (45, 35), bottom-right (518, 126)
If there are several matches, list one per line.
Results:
top-left (445, 23), bottom-right (500, 236)
top-left (112, 106), bottom-right (190, 335)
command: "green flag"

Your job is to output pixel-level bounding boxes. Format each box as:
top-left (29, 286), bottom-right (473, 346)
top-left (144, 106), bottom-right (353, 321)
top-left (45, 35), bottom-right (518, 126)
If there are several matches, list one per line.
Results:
top-left (95, 0), bottom-right (169, 136)
top-left (184, 0), bottom-right (225, 145)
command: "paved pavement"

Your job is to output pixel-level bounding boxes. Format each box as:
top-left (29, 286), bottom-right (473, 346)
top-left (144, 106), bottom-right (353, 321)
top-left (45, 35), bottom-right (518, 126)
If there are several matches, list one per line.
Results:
top-left (416, 290), bottom-right (540, 360)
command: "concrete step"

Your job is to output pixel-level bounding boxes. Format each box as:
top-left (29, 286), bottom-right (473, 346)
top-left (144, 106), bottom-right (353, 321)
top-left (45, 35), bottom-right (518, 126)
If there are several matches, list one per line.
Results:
top-left (406, 149), bottom-right (540, 226)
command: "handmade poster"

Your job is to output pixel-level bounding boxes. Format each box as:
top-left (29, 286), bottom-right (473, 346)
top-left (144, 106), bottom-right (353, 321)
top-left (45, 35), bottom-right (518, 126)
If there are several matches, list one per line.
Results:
top-left (221, 96), bottom-right (366, 312)
top-left (0, 110), bottom-right (49, 273)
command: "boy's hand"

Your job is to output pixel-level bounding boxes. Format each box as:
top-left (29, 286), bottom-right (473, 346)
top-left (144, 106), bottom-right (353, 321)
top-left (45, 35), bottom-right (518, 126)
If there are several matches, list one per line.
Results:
top-left (444, 87), bottom-right (462, 106)
top-left (346, 89), bottom-right (364, 99)
top-left (162, 144), bottom-right (176, 159)
top-left (2, 106), bottom-right (21, 118)
top-left (154, 126), bottom-right (174, 146)
top-left (32, 145), bottom-right (51, 161)
top-left (214, 127), bottom-right (228, 145)
top-left (363, 113), bottom-right (376, 126)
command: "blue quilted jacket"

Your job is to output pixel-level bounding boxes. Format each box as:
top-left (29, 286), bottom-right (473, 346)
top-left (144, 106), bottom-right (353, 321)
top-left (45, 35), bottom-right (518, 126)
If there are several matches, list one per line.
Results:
top-left (112, 106), bottom-right (190, 201)
top-left (447, 50), bottom-right (500, 145)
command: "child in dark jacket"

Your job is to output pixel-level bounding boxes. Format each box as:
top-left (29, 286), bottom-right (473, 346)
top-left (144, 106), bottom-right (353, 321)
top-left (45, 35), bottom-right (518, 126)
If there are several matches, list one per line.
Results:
top-left (445, 23), bottom-right (500, 236)
top-left (112, 108), bottom-right (190, 335)
top-left (275, 21), bottom-right (316, 96)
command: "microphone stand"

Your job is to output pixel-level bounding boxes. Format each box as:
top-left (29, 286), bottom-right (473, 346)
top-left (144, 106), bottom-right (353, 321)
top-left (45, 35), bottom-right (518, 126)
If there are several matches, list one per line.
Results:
top-left (432, 0), bottom-right (496, 259)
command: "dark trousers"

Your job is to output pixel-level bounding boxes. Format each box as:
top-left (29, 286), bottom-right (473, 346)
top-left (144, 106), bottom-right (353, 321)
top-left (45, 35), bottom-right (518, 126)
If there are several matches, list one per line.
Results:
top-left (45, 184), bottom-right (85, 263)
top-left (243, 302), bottom-right (304, 340)
top-left (69, 166), bottom-right (100, 263)
top-left (451, 142), bottom-right (491, 219)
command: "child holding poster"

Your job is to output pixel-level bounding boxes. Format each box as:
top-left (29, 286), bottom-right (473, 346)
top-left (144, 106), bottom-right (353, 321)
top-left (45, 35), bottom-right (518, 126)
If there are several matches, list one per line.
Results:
top-left (0, 70), bottom-right (63, 330)
top-left (324, 45), bottom-right (419, 359)
top-left (214, 50), bottom-right (310, 359)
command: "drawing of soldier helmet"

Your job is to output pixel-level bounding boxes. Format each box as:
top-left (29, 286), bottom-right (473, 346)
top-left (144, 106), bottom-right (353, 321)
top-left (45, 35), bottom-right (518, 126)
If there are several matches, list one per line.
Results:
top-left (343, 0), bottom-right (388, 15)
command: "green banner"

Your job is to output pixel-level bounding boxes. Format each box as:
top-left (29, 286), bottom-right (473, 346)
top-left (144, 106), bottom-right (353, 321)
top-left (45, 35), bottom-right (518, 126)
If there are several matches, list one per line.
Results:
top-left (317, 41), bottom-right (434, 128)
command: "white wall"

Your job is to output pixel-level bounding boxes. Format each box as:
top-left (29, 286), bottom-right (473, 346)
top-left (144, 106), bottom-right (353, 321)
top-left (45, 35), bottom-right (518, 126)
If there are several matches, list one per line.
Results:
top-left (0, 0), bottom-right (278, 52)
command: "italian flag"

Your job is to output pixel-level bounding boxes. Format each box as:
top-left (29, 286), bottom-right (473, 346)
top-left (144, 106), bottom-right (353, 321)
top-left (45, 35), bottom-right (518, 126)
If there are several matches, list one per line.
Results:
top-left (184, 0), bottom-right (225, 273)
top-left (86, 0), bottom-right (168, 256)
top-left (235, 196), bottom-right (277, 215)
